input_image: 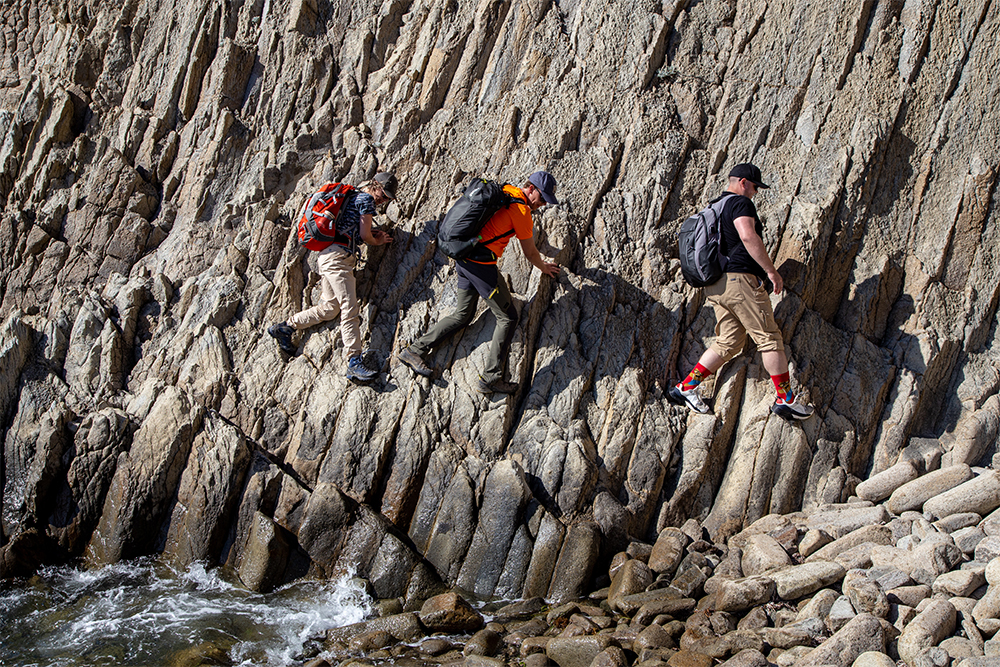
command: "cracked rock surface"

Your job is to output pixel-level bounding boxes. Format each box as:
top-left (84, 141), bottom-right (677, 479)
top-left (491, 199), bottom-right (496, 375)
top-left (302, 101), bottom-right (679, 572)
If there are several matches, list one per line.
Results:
top-left (2, 0), bottom-right (1000, 604)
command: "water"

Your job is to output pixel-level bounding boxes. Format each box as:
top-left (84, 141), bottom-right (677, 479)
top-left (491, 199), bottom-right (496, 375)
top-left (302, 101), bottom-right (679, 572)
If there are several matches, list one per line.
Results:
top-left (0, 558), bottom-right (374, 667)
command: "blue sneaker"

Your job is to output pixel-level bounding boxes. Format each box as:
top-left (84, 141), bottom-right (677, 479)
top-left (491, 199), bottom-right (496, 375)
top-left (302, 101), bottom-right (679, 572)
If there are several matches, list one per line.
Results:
top-left (346, 355), bottom-right (378, 383)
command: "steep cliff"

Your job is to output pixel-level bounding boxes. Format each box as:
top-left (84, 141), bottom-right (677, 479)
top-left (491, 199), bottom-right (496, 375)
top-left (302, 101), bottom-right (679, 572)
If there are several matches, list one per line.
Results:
top-left (1, 0), bottom-right (999, 601)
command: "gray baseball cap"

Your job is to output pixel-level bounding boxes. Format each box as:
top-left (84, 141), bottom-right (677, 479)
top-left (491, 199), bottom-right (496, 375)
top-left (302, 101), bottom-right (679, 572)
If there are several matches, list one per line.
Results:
top-left (528, 170), bottom-right (559, 205)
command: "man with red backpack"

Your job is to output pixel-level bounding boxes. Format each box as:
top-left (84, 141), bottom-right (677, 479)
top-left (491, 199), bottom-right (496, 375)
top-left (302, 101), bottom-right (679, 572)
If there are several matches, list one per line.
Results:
top-left (398, 171), bottom-right (560, 394)
top-left (268, 172), bottom-right (396, 383)
top-left (668, 163), bottom-right (814, 421)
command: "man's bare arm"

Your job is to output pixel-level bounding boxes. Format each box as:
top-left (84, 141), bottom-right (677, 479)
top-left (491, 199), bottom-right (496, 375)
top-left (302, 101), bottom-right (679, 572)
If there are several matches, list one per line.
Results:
top-left (518, 237), bottom-right (559, 277)
top-left (733, 215), bottom-right (782, 294)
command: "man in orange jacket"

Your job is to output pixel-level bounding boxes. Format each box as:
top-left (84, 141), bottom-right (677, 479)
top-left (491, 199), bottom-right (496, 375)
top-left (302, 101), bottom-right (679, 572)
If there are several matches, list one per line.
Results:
top-left (399, 171), bottom-right (560, 394)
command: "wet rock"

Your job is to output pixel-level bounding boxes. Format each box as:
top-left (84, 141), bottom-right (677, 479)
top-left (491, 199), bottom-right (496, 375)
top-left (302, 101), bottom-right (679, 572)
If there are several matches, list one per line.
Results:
top-left (650, 528), bottom-right (689, 577)
top-left (609, 558), bottom-right (654, 611)
top-left (591, 646), bottom-right (629, 667)
top-left (546, 635), bottom-right (616, 667)
top-left (326, 612), bottom-right (424, 645)
top-left (236, 511), bottom-right (290, 593)
top-left (464, 629), bottom-right (502, 657)
top-left (634, 624), bottom-right (677, 652)
top-left (419, 592), bottom-right (484, 633)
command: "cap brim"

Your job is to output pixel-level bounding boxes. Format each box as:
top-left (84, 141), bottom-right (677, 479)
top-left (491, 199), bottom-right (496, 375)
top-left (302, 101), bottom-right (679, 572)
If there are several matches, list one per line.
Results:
top-left (541, 191), bottom-right (558, 205)
top-left (755, 182), bottom-right (770, 189)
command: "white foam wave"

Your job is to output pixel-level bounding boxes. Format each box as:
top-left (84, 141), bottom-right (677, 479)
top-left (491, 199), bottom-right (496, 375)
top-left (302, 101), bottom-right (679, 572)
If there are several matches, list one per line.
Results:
top-left (0, 560), bottom-right (374, 667)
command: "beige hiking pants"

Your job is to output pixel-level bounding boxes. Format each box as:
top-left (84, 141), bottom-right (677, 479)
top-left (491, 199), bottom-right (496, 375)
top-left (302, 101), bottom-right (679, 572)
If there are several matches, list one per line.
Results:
top-left (287, 245), bottom-right (361, 360)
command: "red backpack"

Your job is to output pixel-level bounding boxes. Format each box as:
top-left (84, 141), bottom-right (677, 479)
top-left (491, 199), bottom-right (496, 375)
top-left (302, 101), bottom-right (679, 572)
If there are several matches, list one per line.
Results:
top-left (296, 182), bottom-right (356, 251)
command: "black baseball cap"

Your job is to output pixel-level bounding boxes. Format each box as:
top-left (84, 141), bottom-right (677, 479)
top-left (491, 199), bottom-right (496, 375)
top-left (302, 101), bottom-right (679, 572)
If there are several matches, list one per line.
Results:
top-left (728, 163), bottom-right (770, 189)
top-left (374, 172), bottom-right (398, 199)
top-left (528, 170), bottom-right (559, 205)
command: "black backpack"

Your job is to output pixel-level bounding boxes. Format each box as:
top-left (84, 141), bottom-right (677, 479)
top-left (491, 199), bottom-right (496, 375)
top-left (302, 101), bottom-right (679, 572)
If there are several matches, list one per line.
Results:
top-left (437, 179), bottom-right (526, 261)
top-left (678, 193), bottom-right (735, 287)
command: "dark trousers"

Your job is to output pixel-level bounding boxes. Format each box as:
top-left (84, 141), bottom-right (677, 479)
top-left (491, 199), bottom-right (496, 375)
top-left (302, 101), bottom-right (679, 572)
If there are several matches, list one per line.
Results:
top-left (410, 260), bottom-right (518, 382)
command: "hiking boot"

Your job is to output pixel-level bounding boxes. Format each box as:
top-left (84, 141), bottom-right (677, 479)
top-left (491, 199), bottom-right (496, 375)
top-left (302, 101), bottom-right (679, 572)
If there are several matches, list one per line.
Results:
top-left (346, 355), bottom-right (378, 383)
top-left (268, 322), bottom-right (297, 355)
top-left (667, 383), bottom-right (712, 414)
top-left (398, 347), bottom-right (433, 377)
top-left (476, 376), bottom-right (519, 395)
top-left (771, 398), bottom-right (815, 421)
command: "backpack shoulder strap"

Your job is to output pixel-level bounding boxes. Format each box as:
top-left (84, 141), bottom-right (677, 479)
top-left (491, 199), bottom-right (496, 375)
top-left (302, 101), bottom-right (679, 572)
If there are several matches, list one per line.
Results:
top-left (479, 188), bottom-right (528, 246)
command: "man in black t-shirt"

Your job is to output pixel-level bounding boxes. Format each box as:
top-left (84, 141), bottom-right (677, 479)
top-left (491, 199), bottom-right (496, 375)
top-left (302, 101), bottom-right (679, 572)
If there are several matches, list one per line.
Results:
top-left (667, 163), bottom-right (814, 421)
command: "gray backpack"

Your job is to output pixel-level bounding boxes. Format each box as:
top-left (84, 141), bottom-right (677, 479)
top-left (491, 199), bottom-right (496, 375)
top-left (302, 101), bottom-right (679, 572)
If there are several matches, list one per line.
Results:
top-left (678, 194), bottom-right (735, 287)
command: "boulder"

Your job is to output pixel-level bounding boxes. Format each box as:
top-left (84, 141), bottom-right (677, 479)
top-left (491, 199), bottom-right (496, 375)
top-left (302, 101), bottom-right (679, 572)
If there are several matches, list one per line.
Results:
top-left (793, 613), bottom-right (885, 667)
top-left (419, 592), bottom-right (484, 633)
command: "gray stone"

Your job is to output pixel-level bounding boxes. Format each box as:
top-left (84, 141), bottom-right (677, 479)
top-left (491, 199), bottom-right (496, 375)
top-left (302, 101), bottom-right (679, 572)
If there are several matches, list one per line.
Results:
top-left (953, 659), bottom-right (1000, 667)
top-left (326, 613), bottom-right (424, 644)
top-left (924, 472), bottom-right (1000, 520)
top-left (547, 522), bottom-right (601, 603)
top-left (807, 525), bottom-right (894, 563)
top-left (976, 537), bottom-right (1000, 563)
top-left (720, 649), bottom-right (770, 667)
top-left (828, 595), bottom-right (857, 632)
top-left (742, 534), bottom-right (793, 576)
top-left (888, 465), bottom-right (975, 515)
top-left (545, 636), bottom-right (615, 667)
top-left (799, 530), bottom-right (834, 559)
top-left (792, 613), bottom-right (885, 667)
top-left (796, 588), bottom-right (840, 622)
top-left (851, 651), bottom-right (897, 667)
top-left (955, 527), bottom-right (988, 556)
top-left (887, 585), bottom-right (932, 608)
top-left (933, 568), bottom-right (986, 598)
top-left (806, 505), bottom-right (891, 540)
top-left (770, 561), bottom-right (847, 601)
top-left (855, 460), bottom-right (919, 503)
top-left (715, 576), bottom-right (776, 613)
top-left (843, 571), bottom-right (889, 618)
top-left (897, 600), bottom-right (958, 664)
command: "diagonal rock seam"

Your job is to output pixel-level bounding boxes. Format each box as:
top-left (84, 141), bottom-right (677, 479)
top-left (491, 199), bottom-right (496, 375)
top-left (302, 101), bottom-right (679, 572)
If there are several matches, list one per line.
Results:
top-left (1, 0), bottom-right (1000, 609)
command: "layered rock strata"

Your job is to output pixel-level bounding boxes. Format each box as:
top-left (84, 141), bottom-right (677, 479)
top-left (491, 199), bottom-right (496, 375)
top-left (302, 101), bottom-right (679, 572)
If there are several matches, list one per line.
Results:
top-left (2, 0), bottom-right (1000, 607)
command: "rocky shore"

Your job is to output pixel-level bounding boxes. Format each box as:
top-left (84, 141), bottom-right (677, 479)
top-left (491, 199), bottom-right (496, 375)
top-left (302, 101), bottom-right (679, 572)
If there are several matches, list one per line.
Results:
top-left (307, 438), bottom-right (1000, 667)
top-left (5, 0), bottom-right (1000, 652)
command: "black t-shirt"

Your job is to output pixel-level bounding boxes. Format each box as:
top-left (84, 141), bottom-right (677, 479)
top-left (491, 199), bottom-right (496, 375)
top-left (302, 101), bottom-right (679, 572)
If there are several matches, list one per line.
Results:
top-left (716, 192), bottom-right (766, 280)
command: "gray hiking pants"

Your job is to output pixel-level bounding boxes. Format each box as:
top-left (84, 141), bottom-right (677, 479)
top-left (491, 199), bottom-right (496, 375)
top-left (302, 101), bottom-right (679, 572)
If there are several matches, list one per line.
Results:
top-left (410, 260), bottom-right (518, 383)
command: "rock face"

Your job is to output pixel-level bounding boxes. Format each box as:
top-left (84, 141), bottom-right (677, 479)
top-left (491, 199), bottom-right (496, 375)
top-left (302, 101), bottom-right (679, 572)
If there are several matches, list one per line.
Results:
top-left (2, 0), bottom-right (1000, 604)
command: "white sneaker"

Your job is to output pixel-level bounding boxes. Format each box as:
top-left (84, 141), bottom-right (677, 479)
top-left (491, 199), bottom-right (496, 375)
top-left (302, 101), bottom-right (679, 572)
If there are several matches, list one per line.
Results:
top-left (771, 398), bottom-right (814, 421)
top-left (667, 383), bottom-right (712, 414)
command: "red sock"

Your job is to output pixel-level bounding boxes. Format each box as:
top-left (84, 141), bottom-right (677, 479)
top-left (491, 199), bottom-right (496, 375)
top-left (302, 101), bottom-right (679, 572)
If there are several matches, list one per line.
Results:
top-left (772, 372), bottom-right (794, 403)
top-left (680, 363), bottom-right (712, 390)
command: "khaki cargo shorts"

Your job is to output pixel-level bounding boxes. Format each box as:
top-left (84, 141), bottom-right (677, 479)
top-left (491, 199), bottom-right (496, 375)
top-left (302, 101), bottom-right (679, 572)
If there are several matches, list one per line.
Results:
top-left (706, 272), bottom-right (784, 361)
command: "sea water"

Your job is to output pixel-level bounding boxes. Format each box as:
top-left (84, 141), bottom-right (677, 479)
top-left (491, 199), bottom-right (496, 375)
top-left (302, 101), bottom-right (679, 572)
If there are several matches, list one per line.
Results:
top-left (0, 558), bottom-right (374, 666)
